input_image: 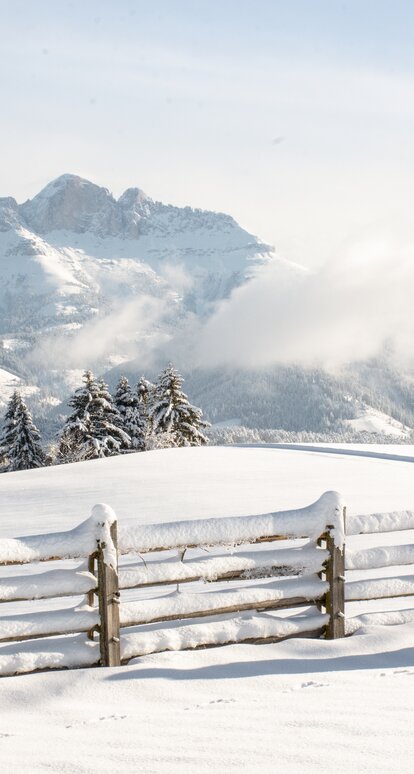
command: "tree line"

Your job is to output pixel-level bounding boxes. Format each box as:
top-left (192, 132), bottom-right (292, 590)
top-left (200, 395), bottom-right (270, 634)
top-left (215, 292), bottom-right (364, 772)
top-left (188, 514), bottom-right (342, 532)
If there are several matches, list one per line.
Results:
top-left (0, 364), bottom-right (209, 472)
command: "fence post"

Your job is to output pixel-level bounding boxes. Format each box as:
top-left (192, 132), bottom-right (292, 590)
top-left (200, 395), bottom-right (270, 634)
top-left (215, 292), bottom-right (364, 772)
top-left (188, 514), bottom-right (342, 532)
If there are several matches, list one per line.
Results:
top-left (86, 551), bottom-right (98, 641)
top-left (97, 521), bottom-right (121, 666)
top-left (324, 506), bottom-right (346, 639)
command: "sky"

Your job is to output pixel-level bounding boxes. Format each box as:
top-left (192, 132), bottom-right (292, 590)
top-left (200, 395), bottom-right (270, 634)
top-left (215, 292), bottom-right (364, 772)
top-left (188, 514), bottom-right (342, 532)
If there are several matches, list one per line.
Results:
top-left (1, 1), bottom-right (414, 267)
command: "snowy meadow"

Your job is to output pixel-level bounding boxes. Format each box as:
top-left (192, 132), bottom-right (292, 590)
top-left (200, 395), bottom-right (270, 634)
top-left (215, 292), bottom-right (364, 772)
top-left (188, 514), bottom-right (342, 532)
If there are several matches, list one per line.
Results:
top-left (0, 444), bottom-right (413, 772)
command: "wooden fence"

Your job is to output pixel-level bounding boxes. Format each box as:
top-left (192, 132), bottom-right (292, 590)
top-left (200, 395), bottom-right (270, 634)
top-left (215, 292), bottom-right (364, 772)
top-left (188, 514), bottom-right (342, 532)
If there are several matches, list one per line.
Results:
top-left (0, 496), bottom-right (413, 677)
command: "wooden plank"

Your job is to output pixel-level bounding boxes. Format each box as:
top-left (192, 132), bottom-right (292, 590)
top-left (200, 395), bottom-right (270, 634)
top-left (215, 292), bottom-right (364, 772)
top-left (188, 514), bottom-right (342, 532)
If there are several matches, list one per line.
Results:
top-left (346, 591), bottom-right (414, 602)
top-left (121, 627), bottom-right (326, 661)
top-left (1, 556), bottom-right (64, 567)
top-left (118, 546), bottom-right (327, 589)
top-left (0, 571), bottom-right (97, 604)
top-left (118, 533), bottom-right (310, 556)
top-left (119, 565), bottom-right (304, 590)
top-left (0, 624), bottom-right (97, 644)
top-left (97, 521), bottom-right (121, 667)
top-left (121, 595), bottom-right (317, 628)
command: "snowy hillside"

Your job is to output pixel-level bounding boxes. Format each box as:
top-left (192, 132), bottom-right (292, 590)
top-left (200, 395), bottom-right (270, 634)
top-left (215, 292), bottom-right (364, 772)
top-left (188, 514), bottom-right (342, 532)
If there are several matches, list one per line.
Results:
top-left (2, 443), bottom-right (414, 537)
top-left (344, 406), bottom-right (412, 438)
top-left (0, 444), bottom-right (413, 773)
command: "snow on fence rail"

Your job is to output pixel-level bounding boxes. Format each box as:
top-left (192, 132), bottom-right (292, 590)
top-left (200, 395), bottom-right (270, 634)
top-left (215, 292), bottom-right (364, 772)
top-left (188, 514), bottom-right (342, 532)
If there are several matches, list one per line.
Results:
top-left (0, 493), bottom-right (345, 677)
top-left (345, 508), bottom-right (414, 633)
top-left (1, 496), bottom-right (413, 677)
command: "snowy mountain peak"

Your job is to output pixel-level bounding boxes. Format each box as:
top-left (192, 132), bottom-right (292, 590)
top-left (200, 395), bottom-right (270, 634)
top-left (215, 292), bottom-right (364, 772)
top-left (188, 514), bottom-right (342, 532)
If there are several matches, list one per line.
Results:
top-left (118, 187), bottom-right (151, 208)
top-left (0, 197), bottom-right (19, 231)
top-left (20, 174), bottom-right (118, 235)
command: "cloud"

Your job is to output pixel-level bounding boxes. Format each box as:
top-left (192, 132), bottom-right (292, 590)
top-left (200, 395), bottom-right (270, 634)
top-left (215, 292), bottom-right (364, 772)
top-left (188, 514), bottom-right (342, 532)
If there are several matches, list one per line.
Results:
top-left (193, 235), bottom-right (414, 371)
top-left (29, 295), bottom-right (167, 372)
top-left (159, 262), bottom-right (194, 292)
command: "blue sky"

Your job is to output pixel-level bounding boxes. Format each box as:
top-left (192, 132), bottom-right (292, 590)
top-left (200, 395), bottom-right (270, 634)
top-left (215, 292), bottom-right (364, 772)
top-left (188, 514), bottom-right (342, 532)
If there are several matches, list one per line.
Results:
top-left (1, 0), bottom-right (414, 266)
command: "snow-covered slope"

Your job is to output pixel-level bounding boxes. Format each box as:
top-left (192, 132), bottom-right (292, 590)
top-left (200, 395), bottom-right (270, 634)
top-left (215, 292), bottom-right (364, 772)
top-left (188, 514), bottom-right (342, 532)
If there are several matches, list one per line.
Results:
top-left (0, 367), bottom-right (20, 408)
top-left (1, 444), bottom-right (413, 536)
top-left (344, 406), bottom-right (411, 439)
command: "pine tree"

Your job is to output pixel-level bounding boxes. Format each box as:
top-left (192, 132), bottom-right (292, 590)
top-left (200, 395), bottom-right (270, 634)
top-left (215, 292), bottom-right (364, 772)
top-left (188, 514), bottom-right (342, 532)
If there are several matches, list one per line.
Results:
top-left (0, 390), bottom-right (20, 467)
top-left (1, 392), bottom-right (46, 471)
top-left (137, 376), bottom-right (154, 409)
top-left (58, 371), bottom-right (131, 462)
top-left (94, 378), bottom-right (131, 455)
top-left (113, 376), bottom-right (146, 451)
top-left (148, 364), bottom-right (209, 447)
top-left (57, 370), bottom-right (95, 463)
top-left (137, 375), bottom-right (156, 439)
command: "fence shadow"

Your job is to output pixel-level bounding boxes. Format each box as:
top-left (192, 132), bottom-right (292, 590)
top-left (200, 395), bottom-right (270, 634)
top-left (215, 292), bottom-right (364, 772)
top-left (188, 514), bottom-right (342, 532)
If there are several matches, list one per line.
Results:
top-left (107, 645), bottom-right (414, 683)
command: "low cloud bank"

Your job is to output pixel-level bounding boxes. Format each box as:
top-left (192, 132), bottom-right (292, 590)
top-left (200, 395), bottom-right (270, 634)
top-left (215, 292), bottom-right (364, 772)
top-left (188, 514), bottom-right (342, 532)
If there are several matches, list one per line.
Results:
top-left (26, 236), bottom-right (414, 377)
top-left (194, 236), bottom-right (414, 371)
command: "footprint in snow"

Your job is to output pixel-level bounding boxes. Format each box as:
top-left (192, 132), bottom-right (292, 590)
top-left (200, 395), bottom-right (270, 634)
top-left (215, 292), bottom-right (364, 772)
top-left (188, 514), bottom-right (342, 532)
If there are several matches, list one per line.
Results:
top-left (184, 698), bottom-right (236, 710)
top-left (379, 670), bottom-right (414, 678)
top-left (284, 681), bottom-right (329, 692)
top-left (66, 714), bottom-right (127, 728)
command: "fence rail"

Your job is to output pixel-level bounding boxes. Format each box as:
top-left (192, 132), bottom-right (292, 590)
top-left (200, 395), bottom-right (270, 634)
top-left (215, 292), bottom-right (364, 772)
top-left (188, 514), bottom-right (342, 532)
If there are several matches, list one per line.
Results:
top-left (1, 494), bottom-right (413, 678)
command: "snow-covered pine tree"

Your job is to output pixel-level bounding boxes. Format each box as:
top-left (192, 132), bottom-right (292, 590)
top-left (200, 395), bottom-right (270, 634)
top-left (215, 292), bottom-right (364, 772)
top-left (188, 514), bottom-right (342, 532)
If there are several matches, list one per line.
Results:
top-left (0, 390), bottom-right (20, 467)
top-left (137, 376), bottom-right (154, 409)
top-left (113, 376), bottom-right (146, 451)
top-left (93, 378), bottom-right (131, 456)
top-left (58, 371), bottom-right (131, 462)
top-left (137, 375), bottom-right (156, 438)
top-left (57, 370), bottom-right (95, 463)
top-left (148, 364), bottom-right (209, 447)
top-left (2, 392), bottom-right (46, 471)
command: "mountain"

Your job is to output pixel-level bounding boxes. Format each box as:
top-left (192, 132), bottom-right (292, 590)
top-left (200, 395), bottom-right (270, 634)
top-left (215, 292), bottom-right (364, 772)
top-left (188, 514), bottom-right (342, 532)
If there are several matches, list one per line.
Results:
top-left (0, 173), bottom-right (275, 333)
top-left (0, 173), bottom-right (280, 408)
top-left (0, 174), bottom-right (413, 440)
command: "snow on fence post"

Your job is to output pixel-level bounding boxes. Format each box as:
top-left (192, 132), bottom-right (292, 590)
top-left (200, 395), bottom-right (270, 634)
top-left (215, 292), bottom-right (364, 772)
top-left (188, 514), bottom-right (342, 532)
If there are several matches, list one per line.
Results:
top-left (96, 520), bottom-right (121, 667)
top-left (324, 506), bottom-right (346, 639)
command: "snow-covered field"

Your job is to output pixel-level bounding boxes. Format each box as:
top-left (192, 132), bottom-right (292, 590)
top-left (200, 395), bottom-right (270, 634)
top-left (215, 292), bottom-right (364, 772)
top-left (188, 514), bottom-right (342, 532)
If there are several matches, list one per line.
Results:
top-left (0, 444), bottom-right (413, 772)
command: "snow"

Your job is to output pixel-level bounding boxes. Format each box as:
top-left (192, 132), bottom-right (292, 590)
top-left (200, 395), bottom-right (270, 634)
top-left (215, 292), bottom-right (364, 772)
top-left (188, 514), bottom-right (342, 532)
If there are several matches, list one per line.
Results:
top-left (0, 634), bottom-right (99, 678)
top-left (344, 405), bottom-right (411, 438)
top-left (346, 543), bottom-right (414, 570)
top-left (347, 509), bottom-right (414, 535)
top-left (0, 624), bottom-right (413, 773)
top-left (345, 608), bottom-right (414, 633)
top-left (0, 503), bottom-right (116, 565)
top-left (346, 575), bottom-right (414, 601)
top-left (0, 444), bottom-right (413, 540)
top-left (121, 610), bottom-right (328, 658)
top-left (0, 444), bottom-right (413, 771)
top-left (0, 567), bottom-right (96, 602)
top-left (0, 367), bottom-right (20, 408)
top-left (119, 544), bottom-right (329, 587)
top-left (0, 604), bottom-right (98, 643)
top-left (119, 491), bottom-right (344, 553)
top-left (120, 576), bottom-right (328, 627)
